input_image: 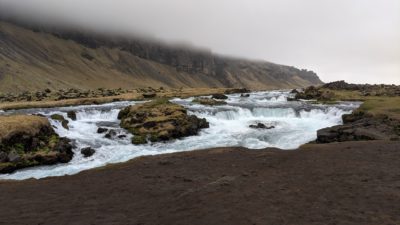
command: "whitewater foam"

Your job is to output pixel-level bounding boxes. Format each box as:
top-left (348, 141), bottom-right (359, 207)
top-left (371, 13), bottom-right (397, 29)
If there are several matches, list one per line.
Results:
top-left (0, 91), bottom-right (360, 180)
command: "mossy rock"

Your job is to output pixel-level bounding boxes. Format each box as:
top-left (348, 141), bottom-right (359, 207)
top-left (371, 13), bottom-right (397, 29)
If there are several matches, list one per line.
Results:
top-left (119, 99), bottom-right (209, 145)
top-left (192, 98), bottom-right (227, 106)
top-left (132, 135), bottom-right (147, 145)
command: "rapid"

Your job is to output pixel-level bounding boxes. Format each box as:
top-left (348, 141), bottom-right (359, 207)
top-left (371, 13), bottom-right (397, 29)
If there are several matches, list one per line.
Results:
top-left (0, 91), bottom-right (360, 180)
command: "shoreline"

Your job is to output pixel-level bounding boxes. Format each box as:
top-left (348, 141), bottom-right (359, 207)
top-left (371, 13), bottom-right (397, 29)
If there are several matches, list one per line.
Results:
top-left (0, 140), bottom-right (399, 224)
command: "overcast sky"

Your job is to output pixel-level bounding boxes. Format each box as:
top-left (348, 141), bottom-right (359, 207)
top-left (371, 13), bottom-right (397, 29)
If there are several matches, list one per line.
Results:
top-left (0, 0), bottom-right (399, 84)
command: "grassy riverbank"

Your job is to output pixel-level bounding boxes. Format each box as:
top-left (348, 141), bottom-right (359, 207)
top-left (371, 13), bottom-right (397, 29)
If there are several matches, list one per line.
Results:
top-left (307, 87), bottom-right (400, 120)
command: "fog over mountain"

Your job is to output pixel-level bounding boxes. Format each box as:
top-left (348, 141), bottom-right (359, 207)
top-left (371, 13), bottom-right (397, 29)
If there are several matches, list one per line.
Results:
top-left (0, 0), bottom-right (399, 84)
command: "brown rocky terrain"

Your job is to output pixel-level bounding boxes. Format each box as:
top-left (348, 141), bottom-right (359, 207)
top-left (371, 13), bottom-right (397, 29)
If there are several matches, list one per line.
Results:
top-left (0, 115), bottom-right (73, 173)
top-left (0, 141), bottom-right (399, 225)
top-left (0, 20), bottom-right (323, 93)
top-left (317, 111), bottom-right (400, 143)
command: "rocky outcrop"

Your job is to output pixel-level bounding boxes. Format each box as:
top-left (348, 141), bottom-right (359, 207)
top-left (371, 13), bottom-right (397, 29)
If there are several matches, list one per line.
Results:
top-left (316, 111), bottom-right (400, 143)
top-left (0, 115), bottom-right (73, 173)
top-left (295, 86), bottom-right (335, 101)
top-left (322, 81), bottom-right (400, 97)
top-left (192, 98), bottom-right (227, 106)
top-left (118, 99), bottom-right (209, 145)
top-left (322, 80), bottom-right (361, 91)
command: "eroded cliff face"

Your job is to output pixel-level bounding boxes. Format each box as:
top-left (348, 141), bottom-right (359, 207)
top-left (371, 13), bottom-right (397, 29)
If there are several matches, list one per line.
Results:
top-left (47, 26), bottom-right (321, 86)
top-left (0, 20), bottom-right (323, 93)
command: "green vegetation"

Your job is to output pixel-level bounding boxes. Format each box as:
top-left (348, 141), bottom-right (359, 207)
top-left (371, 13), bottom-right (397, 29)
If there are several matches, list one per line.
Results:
top-left (358, 97), bottom-right (400, 120)
top-left (132, 135), bottom-right (147, 145)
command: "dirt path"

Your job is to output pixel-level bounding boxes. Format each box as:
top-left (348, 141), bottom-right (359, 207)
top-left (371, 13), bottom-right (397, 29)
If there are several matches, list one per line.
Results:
top-left (1, 141), bottom-right (399, 225)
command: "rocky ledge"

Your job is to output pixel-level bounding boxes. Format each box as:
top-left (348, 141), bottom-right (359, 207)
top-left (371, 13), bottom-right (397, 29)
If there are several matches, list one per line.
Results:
top-left (0, 115), bottom-right (73, 174)
top-left (118, 99), bottom-right (209, 145)
top-left (317, 111), bottom-right (400, 143)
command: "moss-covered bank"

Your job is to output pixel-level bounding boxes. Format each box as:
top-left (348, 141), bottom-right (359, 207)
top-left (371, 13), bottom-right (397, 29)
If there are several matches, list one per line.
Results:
top-left (0, 115), bottom-right (73, 173)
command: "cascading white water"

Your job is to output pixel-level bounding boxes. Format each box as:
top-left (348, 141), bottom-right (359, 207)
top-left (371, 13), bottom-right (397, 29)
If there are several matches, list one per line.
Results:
top-left (0, 91), bottom-right (360, 180)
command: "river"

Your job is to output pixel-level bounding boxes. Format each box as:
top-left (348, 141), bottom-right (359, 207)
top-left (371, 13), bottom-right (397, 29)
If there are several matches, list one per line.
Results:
top-left (0, 91), bottom-right (360, 180)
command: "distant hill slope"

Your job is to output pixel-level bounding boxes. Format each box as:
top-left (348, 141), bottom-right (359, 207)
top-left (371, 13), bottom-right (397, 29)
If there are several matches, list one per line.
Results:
top-left (0, 20), bottom-right (323, 93)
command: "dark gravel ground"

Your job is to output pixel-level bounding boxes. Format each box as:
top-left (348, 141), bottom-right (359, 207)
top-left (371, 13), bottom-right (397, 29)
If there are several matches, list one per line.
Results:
top-left (0, 141), bottom-right (399, 225)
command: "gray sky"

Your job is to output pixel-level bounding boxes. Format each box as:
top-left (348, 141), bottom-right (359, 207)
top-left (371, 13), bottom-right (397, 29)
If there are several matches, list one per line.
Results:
top-left (1, 0), bottom-right (399, 84)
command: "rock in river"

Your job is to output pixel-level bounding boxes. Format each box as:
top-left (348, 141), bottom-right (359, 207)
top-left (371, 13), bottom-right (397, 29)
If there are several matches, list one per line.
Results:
top-left (50, 114), bottom-right (69, 130)
top-left (249, 123), bottom-right (275, 129)
top-left (97, 127), bottom-right (108, 134)
top-left (81, 147), bottom-right (96, 158)
top-left (212, 94), bottom-right (228, 100)
top-left (118, 99), bottom-right (209, 145)
top-left (67, 111), bottom-right (77, 121)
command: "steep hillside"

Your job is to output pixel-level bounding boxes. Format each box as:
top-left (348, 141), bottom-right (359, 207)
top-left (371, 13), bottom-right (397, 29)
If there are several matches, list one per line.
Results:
top-left (0, 20), bottom-right (323, 93)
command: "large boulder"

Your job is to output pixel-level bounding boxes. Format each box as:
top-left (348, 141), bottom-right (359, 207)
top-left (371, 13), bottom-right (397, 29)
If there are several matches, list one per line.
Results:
top-left (119, 99), bottom-right (209, 145)
top-left (0, 115), bottom-right (74, 174)
top-left (316, 111), bottom-right (400, 143)
top-left (295, 86), bottom-right (336, 101)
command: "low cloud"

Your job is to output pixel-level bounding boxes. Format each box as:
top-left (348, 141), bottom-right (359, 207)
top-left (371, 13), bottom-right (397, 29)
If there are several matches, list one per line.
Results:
top-left (0, 0), bottom-right (399, 84)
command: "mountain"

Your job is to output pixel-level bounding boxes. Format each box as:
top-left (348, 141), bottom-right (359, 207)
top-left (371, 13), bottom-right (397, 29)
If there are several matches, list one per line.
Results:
top-left (0, 20), bottom-right (323, 93)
